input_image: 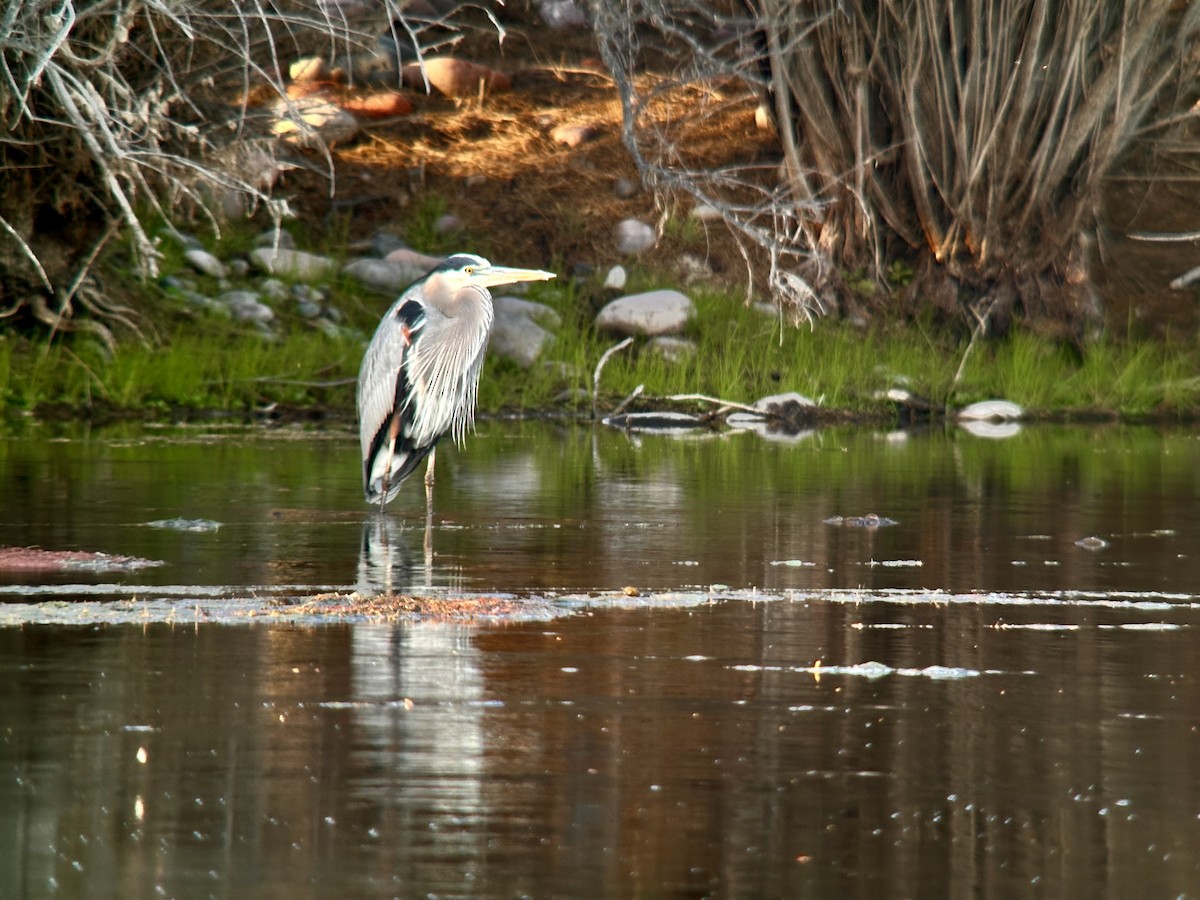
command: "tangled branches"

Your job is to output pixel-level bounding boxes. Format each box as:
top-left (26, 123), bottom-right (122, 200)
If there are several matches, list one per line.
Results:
top-left (0, 0), bottom-right (434, 345)
top-left (594, 1), bottom-right (1200, 333)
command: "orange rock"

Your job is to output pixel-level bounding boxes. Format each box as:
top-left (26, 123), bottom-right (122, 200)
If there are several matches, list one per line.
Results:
top-left (339, 91), bottom-right (414, 118)
top-left (402, 57), bottom-right (511, 98)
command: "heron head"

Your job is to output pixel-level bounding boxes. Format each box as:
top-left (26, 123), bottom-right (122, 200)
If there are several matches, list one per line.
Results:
top-left (431, 254), bottom-right (556, 293)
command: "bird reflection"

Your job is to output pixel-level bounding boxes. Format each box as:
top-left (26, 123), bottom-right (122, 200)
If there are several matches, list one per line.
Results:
top-left (357, 514), bottom-right (433, 596)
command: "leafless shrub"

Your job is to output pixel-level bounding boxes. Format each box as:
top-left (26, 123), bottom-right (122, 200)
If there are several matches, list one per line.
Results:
top-left (0, 0), bottom-right (483, 344)
top-left (594, 1), bottom-right (1200, 333)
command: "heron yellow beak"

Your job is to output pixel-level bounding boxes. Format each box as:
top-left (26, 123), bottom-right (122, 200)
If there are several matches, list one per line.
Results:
top-left (475, 265), bottom-right (556, 288)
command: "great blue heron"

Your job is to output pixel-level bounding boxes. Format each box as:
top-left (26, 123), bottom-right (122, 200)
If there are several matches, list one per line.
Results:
top-left (357, 253), bottom-right (555, 511)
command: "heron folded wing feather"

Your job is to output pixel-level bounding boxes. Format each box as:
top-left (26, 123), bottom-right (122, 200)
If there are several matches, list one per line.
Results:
top-left (359, 299), bottom-right (429, 501)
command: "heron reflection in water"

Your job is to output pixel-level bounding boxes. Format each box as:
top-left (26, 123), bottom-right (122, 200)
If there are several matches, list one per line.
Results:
top-left (356, 253), bottom-right (555, 564)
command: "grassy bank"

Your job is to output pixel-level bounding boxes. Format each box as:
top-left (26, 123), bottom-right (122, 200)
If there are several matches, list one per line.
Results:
top-left (3, 234), bottom-right (1200, 422)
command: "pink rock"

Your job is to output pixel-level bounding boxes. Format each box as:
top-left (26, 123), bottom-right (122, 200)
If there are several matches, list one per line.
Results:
top-left (402, 57), bottom-right (512, 98)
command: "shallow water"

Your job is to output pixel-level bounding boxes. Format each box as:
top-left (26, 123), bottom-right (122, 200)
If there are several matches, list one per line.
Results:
top-left (2, 420), bottom-right (1199, 897)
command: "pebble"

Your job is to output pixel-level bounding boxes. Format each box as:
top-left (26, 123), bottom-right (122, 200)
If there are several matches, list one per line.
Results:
top-left (603, 265), bottom-right (627, 290)
top-left (183, 249), bottom-right (227, 279)
top-left (646, 336), bottom-right (697, 363)
top-left (342, 258), bottom-right (412, 295)
top-left (384, 247), bottom-right (445, 273)
top-left (490, 315), bottom-right (551, 369)
top-left (538, 0), bottom-right (589, 28)
top-left (249, 248), bottom-right (337, 281)
top-left (271, 97), bottom-right (360, 148)
top-left (691, 204), bottom-right (721, 221)
top-left (494, 295), bottom-right (562, 329)
top-left (551, 123), bottom-right (598, 147)
top-left (259, 278), bottom-right (290, 302)
top-left (220, 291), bottom-right (275, 324)
top-left (402, 57), bottom-right (511, 98)
top-left (255, 228), bottom-right (296, 250)
top-left (435, 214), bottom-right (463, 235)
top-left (616, 218), bottom-right (656, 254)
top-left (596, 289), bottom-right (695, 336)
top-left (614, 178), bottom-right (639, 199)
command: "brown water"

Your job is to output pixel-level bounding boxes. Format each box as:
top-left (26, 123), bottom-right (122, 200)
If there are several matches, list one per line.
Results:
top-left (2, 421), bottom-right (1199, 898)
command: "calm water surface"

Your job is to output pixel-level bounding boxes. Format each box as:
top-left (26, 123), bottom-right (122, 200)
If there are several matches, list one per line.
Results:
top-left (2, 421), bottom-right (1199, 898)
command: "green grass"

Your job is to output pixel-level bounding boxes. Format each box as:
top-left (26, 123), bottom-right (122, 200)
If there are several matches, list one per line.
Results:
top-left (7, 216), bottom-right (1200, 422)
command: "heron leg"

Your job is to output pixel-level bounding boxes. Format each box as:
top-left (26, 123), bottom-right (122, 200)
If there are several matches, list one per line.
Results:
top-left (378, 418), bottom-right (401, 512)
top-left (422, 448), bottom-right (435, 567)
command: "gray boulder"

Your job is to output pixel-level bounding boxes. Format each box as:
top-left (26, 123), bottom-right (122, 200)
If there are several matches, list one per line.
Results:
top-left (249, 248), bottom-right (337, 281)
top-left (596, 289), bottom-right (694, 336)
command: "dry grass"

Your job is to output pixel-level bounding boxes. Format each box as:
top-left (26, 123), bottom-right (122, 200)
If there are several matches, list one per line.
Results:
top-left (593, 0), bottom-right (1200, 333)
top-left (245, 590), bottom-right (552, 623)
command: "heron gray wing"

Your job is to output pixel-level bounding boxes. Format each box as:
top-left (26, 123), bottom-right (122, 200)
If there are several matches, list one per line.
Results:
top-left (357, 298), bottom-right (427, 500)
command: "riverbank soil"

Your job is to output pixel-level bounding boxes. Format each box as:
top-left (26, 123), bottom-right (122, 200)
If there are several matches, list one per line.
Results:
top-left (277, 10), bottom-right (1200, 338)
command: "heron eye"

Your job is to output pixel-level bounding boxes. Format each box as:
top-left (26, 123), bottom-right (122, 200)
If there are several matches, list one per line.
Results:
top-left (464, 266), bottom-right (475, 275)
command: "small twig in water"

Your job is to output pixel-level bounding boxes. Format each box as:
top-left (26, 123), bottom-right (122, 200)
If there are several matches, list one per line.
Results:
top-left (609, 384), bottom-right (644, 417)
top-left (665, 393), bottom-right (763, 415)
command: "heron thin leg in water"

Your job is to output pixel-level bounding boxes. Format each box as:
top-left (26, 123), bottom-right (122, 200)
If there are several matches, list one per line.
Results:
top-left (423, 448), bottom-right (435, 564)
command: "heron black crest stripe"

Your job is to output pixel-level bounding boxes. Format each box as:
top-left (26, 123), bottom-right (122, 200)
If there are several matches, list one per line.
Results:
top-left (434, 253), bottom-right (488, 273)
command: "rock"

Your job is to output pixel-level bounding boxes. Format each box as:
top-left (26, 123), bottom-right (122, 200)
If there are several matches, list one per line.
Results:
top-left (338, 90), bottom-right (414, 118)
top-left (271, 96), bottom-right (361, 148)
top-left (614, 178), bottom-right (639, 199)
top-left (616, 218), bottom-right (656, 254)
top-left (489, 315), bottom-right (551, 368)
top-left (494, 295), bottom-right (562, 329)
top-left (249, 248), bottom-right (337, 281)
top-left (290, 56), bottom-right (331, 83)
top-left (435, 214), bottom-right (463, 234)
top-left (603, 265), bottom-right (627, 290)
top-left (220, 291), bottom-right (275, 324)
top-left (538, 0), bottom-right (589, 28)
top-left (596, 289), bottom-right (695, 336)
top-left (677, 253), bottom-right (713, 283)
top-left (183, 248), bottom-right (227, 279)
top-left (384, 246), bottom-right (445, 270)
top-left (754, 392), bottom-right (816, 412)
top-left (646, 336), bottom-right (696, 363)
top-left (342, 258), bottom-right (413, 294)
top-left (255, 228), bottom-right (296, 249)
top-left (551, 123), bottom-right (598, 147)
top-left (259, 278), bottom-right (290, 302)
top-left (179, 290), bottom-right (226, 315)
top-left (372, 232), bottom-right (407, 257)
top-left (692, 203), bottom-right (721, 221)
top-left (956, 399), bottom-right (1024, 421)
top-left (755, 103), bottom-right (774, 130)
top-left (402, 57), bottom-right (511, 98)
top-left (297, 300), bottom-right (323, 319)
top-left (228, 259), bottom-right (250, 278)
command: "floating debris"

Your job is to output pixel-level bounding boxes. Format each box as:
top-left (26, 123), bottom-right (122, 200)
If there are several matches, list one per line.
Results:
top-left (602, 411), bottom-right (706, 433)
top-left (145, 518), bottom-right (222, 532)
top-left (823, 514), bottom-right (898, 528)
top-left (0, 546), bottom-right (163, 572)
top-left (1075, 536), bottom-right (1110, 551)
top-left (956, 399), bottom-right (1024, 421)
